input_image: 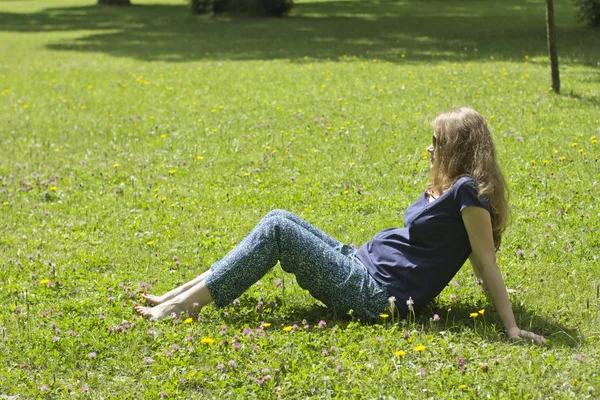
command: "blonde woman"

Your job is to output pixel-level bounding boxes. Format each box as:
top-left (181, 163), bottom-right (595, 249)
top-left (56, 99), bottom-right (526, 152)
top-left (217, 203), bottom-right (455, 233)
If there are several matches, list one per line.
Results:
top-left (136, 107), bottom-right (545, 345)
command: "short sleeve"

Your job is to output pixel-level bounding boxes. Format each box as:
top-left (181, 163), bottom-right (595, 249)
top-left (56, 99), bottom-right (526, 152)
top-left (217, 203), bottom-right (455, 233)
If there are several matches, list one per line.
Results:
top-left (456, 178), bottom-right (490, 213)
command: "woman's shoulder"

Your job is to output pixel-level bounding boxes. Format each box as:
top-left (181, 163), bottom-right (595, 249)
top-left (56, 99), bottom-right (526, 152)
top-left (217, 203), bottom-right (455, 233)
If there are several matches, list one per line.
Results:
top-left (453, 175), bottom-right (477, 190)
top-left (453, 175), bottom-right (490, 210)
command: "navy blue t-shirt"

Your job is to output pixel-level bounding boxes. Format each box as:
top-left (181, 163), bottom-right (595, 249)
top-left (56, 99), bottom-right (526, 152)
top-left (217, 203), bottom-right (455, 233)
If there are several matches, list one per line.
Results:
top-left (357, 176), bottom-right (490, 317)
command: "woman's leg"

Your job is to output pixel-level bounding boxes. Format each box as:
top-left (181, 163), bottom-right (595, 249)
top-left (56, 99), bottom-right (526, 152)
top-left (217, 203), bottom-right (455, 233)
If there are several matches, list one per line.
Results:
top-left (266, 209), bottom-right (343, 249)
top-left (142, 270), bottom-right (211, 305)
top-left (136, 209), bottom-right (387, 320)
top-left (142, 209), bottom-right (342, 306)
top-left (204, 210), bottom-right (387, 320)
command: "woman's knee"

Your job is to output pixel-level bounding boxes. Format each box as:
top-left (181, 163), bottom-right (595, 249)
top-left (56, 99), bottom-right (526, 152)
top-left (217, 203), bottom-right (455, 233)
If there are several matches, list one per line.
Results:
top-left (264, 209), bottom-right (294, 220)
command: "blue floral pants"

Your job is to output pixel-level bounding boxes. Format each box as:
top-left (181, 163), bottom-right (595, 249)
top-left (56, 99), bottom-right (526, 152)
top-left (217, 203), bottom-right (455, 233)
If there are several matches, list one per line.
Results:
top-left (204, 209), bottom-right (389, 320)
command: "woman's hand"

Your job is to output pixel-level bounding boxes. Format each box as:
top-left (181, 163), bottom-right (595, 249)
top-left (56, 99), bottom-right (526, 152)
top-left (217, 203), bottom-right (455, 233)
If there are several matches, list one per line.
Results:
top-left (508, 327), bottom-right (546, 345)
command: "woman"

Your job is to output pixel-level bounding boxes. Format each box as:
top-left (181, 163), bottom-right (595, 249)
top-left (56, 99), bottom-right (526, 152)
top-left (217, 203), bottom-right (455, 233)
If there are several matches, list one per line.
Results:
top-left (135, 107), bottom-right (545, 345)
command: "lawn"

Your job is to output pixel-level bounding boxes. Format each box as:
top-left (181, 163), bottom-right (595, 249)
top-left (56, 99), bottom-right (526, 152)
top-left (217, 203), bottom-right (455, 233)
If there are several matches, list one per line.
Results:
top-left (0, 0), bottom-right (599, 397)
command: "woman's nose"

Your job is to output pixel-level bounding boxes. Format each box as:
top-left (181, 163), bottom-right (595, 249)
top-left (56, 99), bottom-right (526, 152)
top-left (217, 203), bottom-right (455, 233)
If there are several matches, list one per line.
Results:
top-left (427, 144), bottom-right (434, 153)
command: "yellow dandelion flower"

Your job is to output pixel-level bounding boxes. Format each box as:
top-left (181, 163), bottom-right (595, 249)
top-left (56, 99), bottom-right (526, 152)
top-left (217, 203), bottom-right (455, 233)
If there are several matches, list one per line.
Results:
top-left (196, 155), bottom-right (203, 160)
top-left (478, 309), bottom-right (485, 315)
top-left (543, 160), bottom-right (549, 164)
top-left (184, 317), bottom-right (193, 324)
top-left (571, 142), bottom-right (578, 147)
top-left (160, 134), bottom-right (167, 139)
top-left (168, 169), bottom-right (176, 175)
top-left (413, 346), bottom-right (426, 352)
top-left (113, 163), bottom-right (119, 168)
top-left (49, 186), bottom-right (57, 192)
top-left (161, 196), bottom-right (166, 201)
top-left (470, 312), bottom-right (479, 318)
top-left (379, 313), bottom-right (389, 319)
top-left (3, 201), bottom-right (8, 206)
top-left (394, 350), bottom-right (406, 357)
top-left (147, 241), bottom-right (153, 245)
top-left (459, 384), bottom-right (467, 389)
top-left (200, 337), bottom-right (214, 344)
top-left (283, 326), bottom-right (293, 332)
top-left (40, 279), bottom-right (50, 285)
top-left (559, 156), bottom-right (566, 161)
top-left (23, 104), bottom-right (29, 109)
top-left (262, 323), bottom-right (271, 328)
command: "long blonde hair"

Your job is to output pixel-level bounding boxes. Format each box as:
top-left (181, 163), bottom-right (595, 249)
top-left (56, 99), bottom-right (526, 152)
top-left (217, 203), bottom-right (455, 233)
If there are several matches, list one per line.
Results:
top-left (427, 107), bottom-right (509, 250)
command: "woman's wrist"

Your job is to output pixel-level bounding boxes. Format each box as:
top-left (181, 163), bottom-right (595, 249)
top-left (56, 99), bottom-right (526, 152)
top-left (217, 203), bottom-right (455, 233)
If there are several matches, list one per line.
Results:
top-left (507, 326), bottom-right (520, 337)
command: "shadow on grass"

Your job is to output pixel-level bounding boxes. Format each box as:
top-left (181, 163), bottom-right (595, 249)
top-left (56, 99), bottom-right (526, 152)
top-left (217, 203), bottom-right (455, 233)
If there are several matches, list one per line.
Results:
top-left (0, 0), bottom-right (598, 66)
top-left (216, 297), bottom-right (582, 348)
top-left (423, 301), bottom-right (583, 348)
top-left (564, 91), bottom-right (600, 106)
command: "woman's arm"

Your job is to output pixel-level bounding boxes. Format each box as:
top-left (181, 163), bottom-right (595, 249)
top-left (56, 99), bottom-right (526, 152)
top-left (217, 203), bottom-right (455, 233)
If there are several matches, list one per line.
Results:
top-left (462, 206), bottom-right (546, 345)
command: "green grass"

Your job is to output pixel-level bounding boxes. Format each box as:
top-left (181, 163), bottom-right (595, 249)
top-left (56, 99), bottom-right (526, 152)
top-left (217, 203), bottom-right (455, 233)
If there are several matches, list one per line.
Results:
top-left (0, 0), bottom-right (599, 397)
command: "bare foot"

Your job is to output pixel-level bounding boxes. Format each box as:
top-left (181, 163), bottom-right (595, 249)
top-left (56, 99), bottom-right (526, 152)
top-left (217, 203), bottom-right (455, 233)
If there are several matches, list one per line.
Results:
top-left (142, 293), bottom-right (165, 305)
top-left (134, 303), bottom-right (183, 321)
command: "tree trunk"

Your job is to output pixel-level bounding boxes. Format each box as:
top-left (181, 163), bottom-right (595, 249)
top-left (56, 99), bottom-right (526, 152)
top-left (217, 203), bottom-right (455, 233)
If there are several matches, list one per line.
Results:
top-left (545, 0), bottom-right (560, 94)
top-left (98, 0), bottom-right (131, 5)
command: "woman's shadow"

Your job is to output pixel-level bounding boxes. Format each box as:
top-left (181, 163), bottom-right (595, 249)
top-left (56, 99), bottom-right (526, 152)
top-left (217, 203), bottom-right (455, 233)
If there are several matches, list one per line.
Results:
top-left (217, 296), bottom-right (582, 348)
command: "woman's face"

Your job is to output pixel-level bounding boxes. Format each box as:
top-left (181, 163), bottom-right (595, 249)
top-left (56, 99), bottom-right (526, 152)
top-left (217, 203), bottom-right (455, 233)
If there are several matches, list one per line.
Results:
top-left (427, 132), bottom-right (436, 166)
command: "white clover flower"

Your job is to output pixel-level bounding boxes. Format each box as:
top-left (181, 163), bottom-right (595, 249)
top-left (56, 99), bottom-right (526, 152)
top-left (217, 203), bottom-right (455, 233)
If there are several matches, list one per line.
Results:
top-left (388, 296), bottom-right (396, 307)
top-left (406, 297), bottom-right (414, 311)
